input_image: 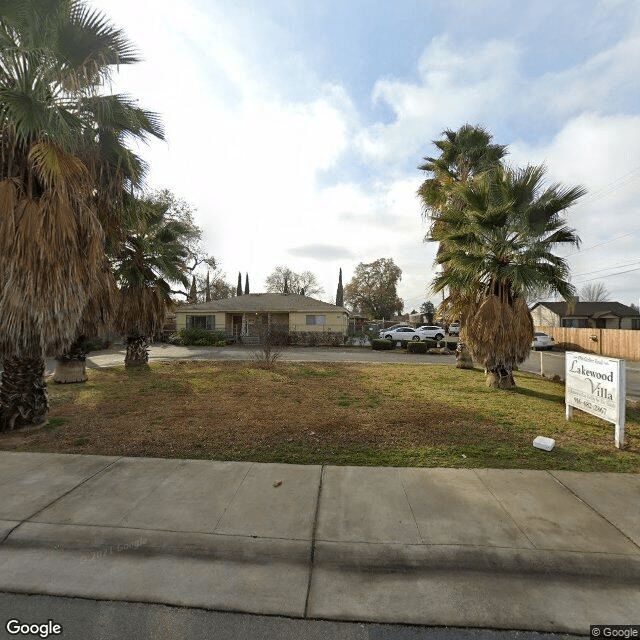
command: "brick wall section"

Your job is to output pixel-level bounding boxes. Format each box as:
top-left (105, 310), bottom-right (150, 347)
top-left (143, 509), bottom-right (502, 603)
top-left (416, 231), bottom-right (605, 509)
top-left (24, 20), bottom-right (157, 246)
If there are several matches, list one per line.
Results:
top-left (537, 326), bottom-right (640, 361)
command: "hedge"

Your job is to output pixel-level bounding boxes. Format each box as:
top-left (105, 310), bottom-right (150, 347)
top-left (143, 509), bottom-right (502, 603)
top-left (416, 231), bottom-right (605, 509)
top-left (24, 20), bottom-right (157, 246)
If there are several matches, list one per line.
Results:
top-left (371, 339), bottom-right (394, 350)
top-left (407, 341), bottom-right (427, 354)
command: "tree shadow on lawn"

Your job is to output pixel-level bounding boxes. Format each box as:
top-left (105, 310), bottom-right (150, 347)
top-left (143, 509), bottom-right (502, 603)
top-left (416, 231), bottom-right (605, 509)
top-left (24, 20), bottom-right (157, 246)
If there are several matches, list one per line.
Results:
top-left (508, 385), bottom-right (564, 405)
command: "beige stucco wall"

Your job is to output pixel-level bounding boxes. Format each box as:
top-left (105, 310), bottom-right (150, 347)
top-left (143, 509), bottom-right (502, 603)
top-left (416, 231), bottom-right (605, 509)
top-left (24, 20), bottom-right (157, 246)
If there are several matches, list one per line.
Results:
top-left (531, 305), bottom-right (560, 327)
top-left (620, 317), bottom-right (639, 329)
top-left (289, 311), bottom-right (348, 334)
top-left (176, 311), bottom-right (225, 331)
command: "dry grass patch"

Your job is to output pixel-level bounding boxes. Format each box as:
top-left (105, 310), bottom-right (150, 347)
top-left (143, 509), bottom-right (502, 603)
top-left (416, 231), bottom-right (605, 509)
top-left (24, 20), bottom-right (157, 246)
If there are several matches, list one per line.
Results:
top-left (1, 361), bottom-right (638, 471)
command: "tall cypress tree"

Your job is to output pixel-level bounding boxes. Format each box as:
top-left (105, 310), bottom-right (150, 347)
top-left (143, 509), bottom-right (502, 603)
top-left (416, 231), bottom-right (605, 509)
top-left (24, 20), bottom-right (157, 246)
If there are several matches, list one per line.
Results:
top-left (283, 276), bottom-right (289, 294)
top-left (336, 268), bottom-right (344, 307)
top-left (205, 271), bottom-right (211, 302)
top-left (237, 272), bottom-right (242, 296)
top-left (188, 275), bottom-right (197, 303)
top-left (244, 273), bottom-right (250, 294)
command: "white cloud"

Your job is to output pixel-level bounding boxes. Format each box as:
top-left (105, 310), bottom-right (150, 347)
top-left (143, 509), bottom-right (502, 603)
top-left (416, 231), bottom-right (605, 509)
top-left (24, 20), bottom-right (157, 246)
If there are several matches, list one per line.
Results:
top-left (510, 112), bottom-right (640, 302)
top-left (91, 0), bottom-right (640, 308)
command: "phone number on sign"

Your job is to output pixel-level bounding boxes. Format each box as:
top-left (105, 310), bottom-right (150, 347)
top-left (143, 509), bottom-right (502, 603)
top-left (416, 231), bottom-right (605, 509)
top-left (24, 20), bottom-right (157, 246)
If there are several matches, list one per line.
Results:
top-left (571, 397), bottom-right (608, 415)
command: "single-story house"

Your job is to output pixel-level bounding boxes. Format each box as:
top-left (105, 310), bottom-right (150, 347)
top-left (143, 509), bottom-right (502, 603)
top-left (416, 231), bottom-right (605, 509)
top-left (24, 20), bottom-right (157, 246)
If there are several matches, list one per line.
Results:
top-left (175, 293), bottom-right (349, 338)
top-left (530, 301), bottom-right (640, 330)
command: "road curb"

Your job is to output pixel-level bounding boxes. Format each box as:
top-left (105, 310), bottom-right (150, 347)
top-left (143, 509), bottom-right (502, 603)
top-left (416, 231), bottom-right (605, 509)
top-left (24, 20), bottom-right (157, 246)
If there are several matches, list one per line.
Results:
top-left (4, 521), bottom-right (640, 583)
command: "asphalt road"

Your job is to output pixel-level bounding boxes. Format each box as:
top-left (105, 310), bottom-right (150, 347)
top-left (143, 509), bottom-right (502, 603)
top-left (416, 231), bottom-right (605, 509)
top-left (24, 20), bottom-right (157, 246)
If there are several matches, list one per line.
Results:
top-left (0, 593), bottom-right (584, 640)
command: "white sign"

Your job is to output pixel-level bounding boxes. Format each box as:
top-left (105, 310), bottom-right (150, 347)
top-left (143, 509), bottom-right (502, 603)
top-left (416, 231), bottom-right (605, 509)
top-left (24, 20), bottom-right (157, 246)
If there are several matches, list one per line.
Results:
top-left (565, 352), bottom-right (626, 448)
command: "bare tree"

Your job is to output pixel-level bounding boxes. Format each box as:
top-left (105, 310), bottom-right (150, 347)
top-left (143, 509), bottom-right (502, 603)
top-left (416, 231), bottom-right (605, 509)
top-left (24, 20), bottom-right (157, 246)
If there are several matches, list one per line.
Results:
top-left (579, 282), bottom-right (611, 302)
top-left (265, 266), bottom-right (324, 297)
top-left (523, 284), bottom-right (557, 305)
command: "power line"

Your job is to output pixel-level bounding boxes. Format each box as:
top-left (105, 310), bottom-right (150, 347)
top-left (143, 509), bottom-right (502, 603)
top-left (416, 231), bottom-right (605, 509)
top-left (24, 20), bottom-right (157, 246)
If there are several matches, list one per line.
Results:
top-left (573, 165), bottom-right (640, 206)
top-left (572, 258), bottom-right (640, 278)
top-left (573, 265), bottom-right (640, 285)
top-left (565, 228), bottom-right (640, 257)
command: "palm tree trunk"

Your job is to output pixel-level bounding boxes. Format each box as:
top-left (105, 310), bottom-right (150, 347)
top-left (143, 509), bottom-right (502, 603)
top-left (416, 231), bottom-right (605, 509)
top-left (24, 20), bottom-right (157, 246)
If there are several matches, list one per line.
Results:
top-left (53, 337), bottom-right (89, 383)
top-left (455, 344), bottom-right (474, 369)
top-left (486, 366), bottom-right (516, 389)
top-left (125, 335), bottom-right (150, 367)
top-left (0, 356), bottom-right (49, 432)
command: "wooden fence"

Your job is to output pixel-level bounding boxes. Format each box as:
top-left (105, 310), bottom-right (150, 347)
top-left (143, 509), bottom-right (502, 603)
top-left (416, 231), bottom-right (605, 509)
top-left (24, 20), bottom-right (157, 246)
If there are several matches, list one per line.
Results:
top-left (537, 326), bottom-right (640, 361)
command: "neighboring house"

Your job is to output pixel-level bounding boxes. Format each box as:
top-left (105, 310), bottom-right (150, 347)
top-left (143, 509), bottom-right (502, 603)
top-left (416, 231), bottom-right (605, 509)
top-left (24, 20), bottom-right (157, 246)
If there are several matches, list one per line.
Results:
top-left (530, 301), bottom-right (640, 330)
top-left (175, 293), bottom-right (349, 338)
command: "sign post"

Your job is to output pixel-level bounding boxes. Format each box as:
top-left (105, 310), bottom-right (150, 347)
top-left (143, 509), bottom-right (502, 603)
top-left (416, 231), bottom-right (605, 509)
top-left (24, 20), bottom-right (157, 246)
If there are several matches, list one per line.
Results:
top-left (565, 352), bottom-right (626, 448)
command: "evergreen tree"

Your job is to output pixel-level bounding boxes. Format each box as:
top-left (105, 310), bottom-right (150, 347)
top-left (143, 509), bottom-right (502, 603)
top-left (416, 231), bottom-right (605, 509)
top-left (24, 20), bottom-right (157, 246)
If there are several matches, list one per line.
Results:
top-left (205, 271), bottom-right (211, 302)
top-left (244, 273), bottom-right (250, 294)
top-left (336, 268), bottom-right (344, 307)
top-left (237, 272), bottom-right (242, 296)
top-left (188, 276), bottom-right (197, 303)
top-left (283, 276), bottom-right (289, 294)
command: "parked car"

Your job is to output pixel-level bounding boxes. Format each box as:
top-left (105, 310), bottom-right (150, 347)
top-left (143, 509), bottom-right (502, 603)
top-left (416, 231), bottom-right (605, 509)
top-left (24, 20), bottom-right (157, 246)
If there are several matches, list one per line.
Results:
top-left (416, 325), bottom-right (446, 340)
top-left (532, 331), bottom-right (555, 350)
top-left (379, 324), bottom-right (413, 338)
top-left (382, 326), bottom-right (422, 342)
top-left (448, 322), bottom-right (460, 336)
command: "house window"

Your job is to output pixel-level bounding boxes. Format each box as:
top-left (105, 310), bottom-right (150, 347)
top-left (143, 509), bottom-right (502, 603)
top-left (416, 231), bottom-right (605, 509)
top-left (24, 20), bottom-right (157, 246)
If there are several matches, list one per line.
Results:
top-left (187, 315), bottom-right (215, 330)
top-left (632, 318), bottom-right (640, 330)
top-left (561, 318), bottom-right (588, 328)
top-left (306, 315), bottom-right (325, 325)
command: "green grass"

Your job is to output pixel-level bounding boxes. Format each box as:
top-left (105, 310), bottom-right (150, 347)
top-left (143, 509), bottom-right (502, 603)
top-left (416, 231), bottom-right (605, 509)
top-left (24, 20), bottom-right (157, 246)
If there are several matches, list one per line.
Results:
top-left (44, 416), bottom-right (70, 432)
top-left (2, 361), bottom-right (638, 472)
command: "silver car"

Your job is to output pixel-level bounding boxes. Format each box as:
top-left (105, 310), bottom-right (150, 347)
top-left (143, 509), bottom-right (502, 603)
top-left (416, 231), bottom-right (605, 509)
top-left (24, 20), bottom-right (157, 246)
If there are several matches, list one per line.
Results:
top-left (532, 331), bottom-right (555, 350)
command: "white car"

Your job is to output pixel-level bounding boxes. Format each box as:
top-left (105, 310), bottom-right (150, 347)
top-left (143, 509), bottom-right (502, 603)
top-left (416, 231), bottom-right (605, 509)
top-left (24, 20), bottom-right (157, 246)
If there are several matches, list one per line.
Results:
top-left (448, 322), bottom-right (460, 336)
top-left (416, 325), bottom-right (446, 340)
top-left (382, 326), bottom-right (422, 342)
top-left (379, 325), bottom-right (413, 338)
top-left (532, 331), bottom-right (555, 350)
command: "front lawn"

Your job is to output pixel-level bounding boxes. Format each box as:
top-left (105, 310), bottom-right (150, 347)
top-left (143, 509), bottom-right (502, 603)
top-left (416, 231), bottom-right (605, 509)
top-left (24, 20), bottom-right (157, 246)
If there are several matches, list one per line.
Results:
top-left (2, 362), bottom-right (638, 471)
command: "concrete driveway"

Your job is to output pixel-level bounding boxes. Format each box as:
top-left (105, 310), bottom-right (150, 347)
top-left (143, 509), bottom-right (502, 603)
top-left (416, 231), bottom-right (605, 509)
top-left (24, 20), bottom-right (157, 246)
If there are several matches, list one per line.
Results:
top-left (43, 343), bottom-right (457, 374)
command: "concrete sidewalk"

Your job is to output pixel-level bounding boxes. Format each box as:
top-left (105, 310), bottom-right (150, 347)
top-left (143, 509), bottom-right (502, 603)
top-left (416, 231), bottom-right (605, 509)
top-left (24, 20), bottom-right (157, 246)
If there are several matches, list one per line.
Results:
top-left (0, 452), bottom-right (639, 634)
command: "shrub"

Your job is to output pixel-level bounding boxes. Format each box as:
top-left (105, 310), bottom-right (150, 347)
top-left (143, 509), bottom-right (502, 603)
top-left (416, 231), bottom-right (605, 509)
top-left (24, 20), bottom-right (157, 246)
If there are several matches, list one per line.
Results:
top-left (287, 331), bottom-right (344, 347)
top-left (83, 336), bottom-right (112, 351)
top-left (407, 341), bottom-right (427, 354)
top-left (366, 330), bottom-right (380, 343)
top-left (371, 339), bottom-right (394, 350)
top-left (424, 339), bottom-right (439, 349)
top-left (176, 327), bottom-right (226, 346)
top-left (446, 340), bottom-right (457, 351)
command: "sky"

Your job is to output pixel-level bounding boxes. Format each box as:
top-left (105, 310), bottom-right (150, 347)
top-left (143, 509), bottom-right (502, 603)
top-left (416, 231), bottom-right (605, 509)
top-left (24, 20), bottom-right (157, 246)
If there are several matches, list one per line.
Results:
top-left (92, 0), bottom-right (640, 313)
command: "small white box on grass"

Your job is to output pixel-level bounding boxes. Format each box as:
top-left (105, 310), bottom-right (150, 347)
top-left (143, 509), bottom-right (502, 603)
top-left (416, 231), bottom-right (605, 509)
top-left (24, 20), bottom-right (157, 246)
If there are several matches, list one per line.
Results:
top-left (533, 436), bottom-right (555, 451)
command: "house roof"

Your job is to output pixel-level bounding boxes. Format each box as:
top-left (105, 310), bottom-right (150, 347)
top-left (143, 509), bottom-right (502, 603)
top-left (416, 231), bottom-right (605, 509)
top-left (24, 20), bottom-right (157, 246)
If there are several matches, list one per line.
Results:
top-left (176, 293), bottom-right (349, 314)
top-left (531, 301), bottom-right (640, 318)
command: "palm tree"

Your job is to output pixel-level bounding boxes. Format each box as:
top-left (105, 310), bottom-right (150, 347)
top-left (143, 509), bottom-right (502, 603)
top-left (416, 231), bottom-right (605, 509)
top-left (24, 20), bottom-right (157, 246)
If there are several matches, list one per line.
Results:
top-left (431, 164), bottom-right (585, 388)
top-left (0, 0), bottom-right (162, 429)
top-left (418, 124), bottom-right (507, 220)
top-left (112, 194), bottom-right (200, 367)
top-left (418, 125), bottom-right (508, 322)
